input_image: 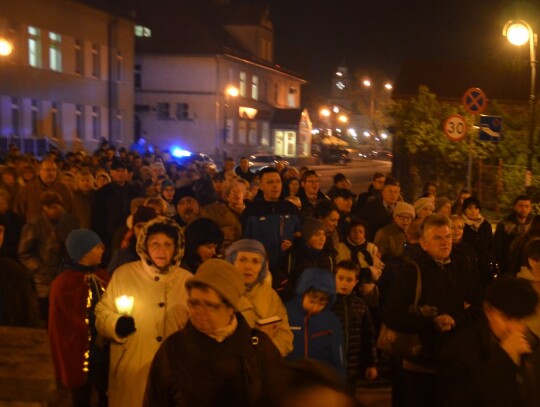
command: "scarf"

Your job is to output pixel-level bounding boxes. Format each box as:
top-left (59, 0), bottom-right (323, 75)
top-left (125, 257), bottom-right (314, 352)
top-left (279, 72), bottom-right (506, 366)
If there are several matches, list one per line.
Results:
top-left (207, 314), bottom-right (238, 343)
top-left (462, 213), bottom-right (484, 231)
top-left (343, 238), bottom-right (374, 268)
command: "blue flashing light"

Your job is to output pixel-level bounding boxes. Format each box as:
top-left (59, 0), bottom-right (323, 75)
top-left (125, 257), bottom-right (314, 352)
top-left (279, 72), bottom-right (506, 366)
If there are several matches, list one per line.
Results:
top-left (171, 147), bottom-right (191, 158)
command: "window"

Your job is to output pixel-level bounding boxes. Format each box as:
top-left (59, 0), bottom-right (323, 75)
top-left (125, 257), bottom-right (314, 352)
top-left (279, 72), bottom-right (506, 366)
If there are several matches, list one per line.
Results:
top-left (91, 43), bottom-right (100, 78)
top-left (157, 103), bottom-right (170, 120)
top-left (31, 100), bottom-right (40, 137)
top-left (11, 98), bottom-right (20, 137)
top-left (238, 120), bottom-right (247, 145)
top-left (75, 39), bottom-right (83, 75)
top-left (49, 32), bottom-right (62, 72)
top-left (176, 103), bottom-right (189, 120)
top-left (261, 79), bottom-right (268, 102)
top-left (239, 72), bottom-right (247, 97)
top-left (134, 64), bottom-right (142, 88)
top-left (273, 83), bottom-right (279, 104)
top-left (75, 105), bottom-right (84, 140)
top-left (134, 25), bottom-right (152, 38)
top-left (116, 50), bottom-right (123, 82)
top-left (248, 122), bottom-right (257, 145)
top-left (28, 26), bottom-right (41, 68)
top-left (261, 122), bottom-right (270, 146)
top-left (92, 107), bottom-right (100, 141)
top-left (288, 87), bottom-right (297, 107)
top-left (51, 102), bottom-right (61, 139)
top-left (251, 76), bottom-right (259, 100)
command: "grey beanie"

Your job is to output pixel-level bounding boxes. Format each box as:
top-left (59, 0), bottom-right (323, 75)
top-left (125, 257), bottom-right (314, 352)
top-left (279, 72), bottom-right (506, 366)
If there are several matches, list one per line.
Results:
top-left (301, 217), bottom-right (325, 241)
top-left (66, 229), bottom-right (102, 262)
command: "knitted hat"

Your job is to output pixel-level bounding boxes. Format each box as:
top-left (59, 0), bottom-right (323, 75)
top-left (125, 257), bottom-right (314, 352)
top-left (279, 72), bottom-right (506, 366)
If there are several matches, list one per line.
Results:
top-left (301, 217), bottom-right (325, 241)
top-left (413, 197), bottom-right (434, 215)
top-left (435, 197), bottom-right (451, 212)
top-left (225, 239), bottom-right (268, 282)
top-left (186, 259), bottom-right (245, 310)
top-left (66, 229), bottom-right (102, 262)
top-left (393, 202), bottom-right (415, 218)
top-left (173, 186), bottom-right (196, 206)
top-left (462, 196), bottom-right (481, 211)
top-left (161, 179), bottom-right (175, 189)
top-left (133, 206), bottom-right (158, 225)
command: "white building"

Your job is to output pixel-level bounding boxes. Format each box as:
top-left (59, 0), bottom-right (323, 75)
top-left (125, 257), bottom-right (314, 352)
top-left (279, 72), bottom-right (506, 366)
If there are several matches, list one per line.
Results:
top-left (0, 0), bottom-right (134, 154)
top-left (133, 2), bottom-right (311, 162)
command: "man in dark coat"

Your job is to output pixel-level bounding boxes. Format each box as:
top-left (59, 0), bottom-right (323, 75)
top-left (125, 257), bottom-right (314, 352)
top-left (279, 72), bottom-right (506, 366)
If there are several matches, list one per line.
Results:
top-left (440, 276), bottom-right (539, 407)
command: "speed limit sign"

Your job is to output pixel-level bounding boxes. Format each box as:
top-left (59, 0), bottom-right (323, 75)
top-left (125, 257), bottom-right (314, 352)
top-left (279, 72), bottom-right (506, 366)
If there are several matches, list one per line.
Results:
top-left (443, 114), bottom-right (467, 141)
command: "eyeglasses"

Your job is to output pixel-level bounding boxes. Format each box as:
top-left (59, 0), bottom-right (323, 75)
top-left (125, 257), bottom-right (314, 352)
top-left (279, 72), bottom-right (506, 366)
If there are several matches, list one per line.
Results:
top-left (396, 215), bottom-right (413, 221)
top-left (305, 179), bottom-right (320, 184)
top-left (187, 298), bottom-right (225, 312)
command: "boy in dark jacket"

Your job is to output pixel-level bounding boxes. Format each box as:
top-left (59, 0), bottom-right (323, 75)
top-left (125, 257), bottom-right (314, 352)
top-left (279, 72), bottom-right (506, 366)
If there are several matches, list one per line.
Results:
top-left (332, 260), bottom-right (378, 387)
top-left (285, 267), bottom-right (345, 374)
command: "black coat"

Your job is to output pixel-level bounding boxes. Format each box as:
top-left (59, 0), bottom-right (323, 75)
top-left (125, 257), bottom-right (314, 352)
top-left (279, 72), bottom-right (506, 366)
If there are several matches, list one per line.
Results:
top-left (144, 313), bottom-right (281, 407)
top-left (439, 313), bottom-right (540, 407)
top-left (356, 198), bottom-right (393, 242)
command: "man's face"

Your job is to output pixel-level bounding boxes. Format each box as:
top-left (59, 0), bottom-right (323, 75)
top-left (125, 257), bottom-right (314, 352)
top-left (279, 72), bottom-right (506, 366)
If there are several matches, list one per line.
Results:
top-left (224, 160), bottom-right (235, 172)
top-left (348, 225), bottom-right (366, 245)
top-left (334, 197), bottom-right (353, 214)
top-left (484, 304), bottom-right (527, 341)
top-left (260, 172), bottom-right (282, 201)
top-left (110, 168), bottom-right (128, 184)
top-left (302, 291), bottom-right (329, 315)
top-left (420, 225), bottom-right (452, 262)
top-left (240, 159), bottom-right (249, 171)
top-left (514, 200), bottom-right (532, 220)
top-left (394, 213), bottom-right (413, 231)
top-left (372, 176), bottom-right (386, 191)
top-left (381, 185), bottom-right (400, 205)
top-left (302, 174), bottom-right (320, 196)
top-left (39, 161), bottom-right (58, 185)
top-left (335, 268), bottom-right (358, 295)
top-left (77, 174), bottom-right (95, 192)
top-left (176, 197), bottom-right (200, 222)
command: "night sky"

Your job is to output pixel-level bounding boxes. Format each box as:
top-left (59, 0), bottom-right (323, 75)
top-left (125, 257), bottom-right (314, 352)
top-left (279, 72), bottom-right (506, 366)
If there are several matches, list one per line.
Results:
top-left (267, 0), bottom-right (539, 98)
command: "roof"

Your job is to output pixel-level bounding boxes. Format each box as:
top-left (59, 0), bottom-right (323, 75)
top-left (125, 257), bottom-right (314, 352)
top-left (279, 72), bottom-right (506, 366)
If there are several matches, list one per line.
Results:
top-left (271, 108), bottom-right (303, 125)
top-left (392, 58), bottom-right (531, 104)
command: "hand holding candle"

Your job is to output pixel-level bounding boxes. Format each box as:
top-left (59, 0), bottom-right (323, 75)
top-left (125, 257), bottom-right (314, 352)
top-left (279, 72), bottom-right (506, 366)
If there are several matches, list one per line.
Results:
top-left (115, 295), bottom-right (134, 316)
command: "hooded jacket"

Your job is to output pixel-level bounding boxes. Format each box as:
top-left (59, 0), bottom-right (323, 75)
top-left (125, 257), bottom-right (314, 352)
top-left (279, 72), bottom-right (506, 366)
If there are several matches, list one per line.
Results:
top-left (95, 218), bottom-right (192, 407)
top-left (285, 268), bottom-right (344, 373)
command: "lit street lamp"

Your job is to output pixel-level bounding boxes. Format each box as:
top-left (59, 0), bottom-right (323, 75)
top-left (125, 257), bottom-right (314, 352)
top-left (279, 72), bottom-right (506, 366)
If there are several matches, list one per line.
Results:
top-left (0, 37), bottom-right (13, 57)
top-left (503, 19), bottom-right (537, 194)
top-left (221, 85), bottom-right (238, 159)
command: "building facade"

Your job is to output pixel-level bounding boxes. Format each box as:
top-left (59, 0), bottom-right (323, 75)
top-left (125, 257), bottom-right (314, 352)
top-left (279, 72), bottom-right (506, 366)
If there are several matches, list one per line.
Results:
top-left (0, 0), bottom-right (134, 154)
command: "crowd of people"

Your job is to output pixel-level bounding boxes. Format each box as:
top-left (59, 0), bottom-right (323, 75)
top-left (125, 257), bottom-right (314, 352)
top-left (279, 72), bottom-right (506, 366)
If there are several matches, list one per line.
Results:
top-left (0, 142), bottom-right (539, 407)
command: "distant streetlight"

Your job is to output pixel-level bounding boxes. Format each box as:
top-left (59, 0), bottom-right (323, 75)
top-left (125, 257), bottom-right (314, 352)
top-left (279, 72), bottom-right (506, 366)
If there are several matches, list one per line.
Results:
top-left (384, 83), bottom-right (393, 90)
top-left (338, 114), bottom-right (348, 123)
top-left (0, 37), bottom-right (13, 57)
top-left (320, 108), bottom-right (331, 117)
top-left (362, 79), bottom-right (371, 87)
top-left (221, 85), bottom-right (238, 158)
top-left (503, 19), bottom-right (537, 193)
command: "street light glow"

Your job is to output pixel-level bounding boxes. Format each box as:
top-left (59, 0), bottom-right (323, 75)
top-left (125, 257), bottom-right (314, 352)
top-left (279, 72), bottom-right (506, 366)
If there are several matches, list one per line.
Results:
top-left (504, 22), bottom-right (530, 46)
top-left (384, 83), bottom-right (393, 90)
top-left (338, 114), bottom-right (348, 123)
top-left (226, 85), bottom-right (239, 97)
top-left (0, 37), bottom-right (13, 57)
top-left (363, 131), bottom-right (370, 137)
top-left (320, 108), bottom-right (331, 117)
top-left (381, 133), bottom-right (388, 139)
top-left (333, 106), bottom-right (340, 113)
top-left (363, 79), bottom-right (371, 87)
top-left (336, 71), bottom-right (342, 77)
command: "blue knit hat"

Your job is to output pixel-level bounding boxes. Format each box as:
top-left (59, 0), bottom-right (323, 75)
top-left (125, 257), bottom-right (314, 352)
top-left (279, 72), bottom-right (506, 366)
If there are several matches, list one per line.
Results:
top-left (66, 229), bottom-right (102, 262)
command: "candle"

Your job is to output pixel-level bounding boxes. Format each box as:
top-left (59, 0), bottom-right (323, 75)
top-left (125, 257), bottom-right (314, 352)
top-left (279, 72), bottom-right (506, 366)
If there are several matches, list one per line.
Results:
top-left (115, 295), bottom-right (134, 316)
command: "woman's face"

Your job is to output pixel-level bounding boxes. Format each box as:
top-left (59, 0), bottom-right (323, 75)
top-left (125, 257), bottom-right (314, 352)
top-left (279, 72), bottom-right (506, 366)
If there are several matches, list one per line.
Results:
top-left (188, 287), bottom-right (235, 335)
top-left (77, 174), bottom-right (95, 192)
top-left (451, 219), bottom-right (464, 243)
top-left (321, 210), bottom-right (340, 234)
top-left (288, 179), bottom-right (300, 195)
top-left (197, 243), bottom-right (218, 262)
top-left (307, 229), bottom-right (326, 250)
top-left (147, 233), bottom-right (176, 269)
top-left (438, 203), bottom-right (452, 217)
top-left (348, 225), bottom-right (366, 245)
top-left (234, 250), bottom-right (263, 285)
top-left (464, 204), bottom-right (480, 220)
top-left (417, 205), bottom-right (434, 219)
top-left (162, 186), bottom-right (175, 201)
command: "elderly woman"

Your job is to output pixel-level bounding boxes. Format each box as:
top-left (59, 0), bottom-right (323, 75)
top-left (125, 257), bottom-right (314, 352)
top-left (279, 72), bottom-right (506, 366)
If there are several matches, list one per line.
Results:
top-left (144, 258), bottom-right (281, 407)
top-left (95, 218), bottom-right (192, 407)
top-left (225, 239), bottom-right (293, 356)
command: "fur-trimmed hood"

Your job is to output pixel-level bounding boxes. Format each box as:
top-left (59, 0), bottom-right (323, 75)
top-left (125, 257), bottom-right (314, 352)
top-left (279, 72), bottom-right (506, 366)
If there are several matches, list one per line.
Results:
top-left (136, 217), bottom-right (185, 270)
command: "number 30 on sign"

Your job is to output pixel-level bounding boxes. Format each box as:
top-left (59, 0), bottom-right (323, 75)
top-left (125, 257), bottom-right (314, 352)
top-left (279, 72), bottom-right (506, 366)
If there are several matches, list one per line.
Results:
top-left (443, 114), bottom-right (467, 142)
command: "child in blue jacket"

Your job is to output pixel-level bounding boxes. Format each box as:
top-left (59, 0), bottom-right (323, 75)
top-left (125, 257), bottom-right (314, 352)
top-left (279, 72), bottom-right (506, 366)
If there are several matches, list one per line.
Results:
top-left (285, 267), bottom-right (345, 373)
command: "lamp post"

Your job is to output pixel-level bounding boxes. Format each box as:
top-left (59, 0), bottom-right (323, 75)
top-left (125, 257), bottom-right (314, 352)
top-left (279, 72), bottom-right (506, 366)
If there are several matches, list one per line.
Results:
top-left (503, 19), bottom-right (537, 195)
top-left (0, 37), bottom-right (13, 57)
top-left (221, 85), bottom-right (238, 159)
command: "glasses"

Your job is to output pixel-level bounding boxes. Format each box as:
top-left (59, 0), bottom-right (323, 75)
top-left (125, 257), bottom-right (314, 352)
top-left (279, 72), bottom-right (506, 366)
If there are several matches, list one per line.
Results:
top-left (396, 215), bottom-right (413, 221)
top-left (187, 298), bottom-right (225, 312)
top-left (305, 179), bottom-right (320, 184)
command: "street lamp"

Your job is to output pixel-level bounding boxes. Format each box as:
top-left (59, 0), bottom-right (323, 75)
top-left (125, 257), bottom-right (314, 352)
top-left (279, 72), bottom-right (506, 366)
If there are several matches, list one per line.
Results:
top-left (0, 37), bottom-right (13, 57)
top-left (503, 19), bottom-right (537, 194)
top-left (221, 85), bottom-right (238, 159)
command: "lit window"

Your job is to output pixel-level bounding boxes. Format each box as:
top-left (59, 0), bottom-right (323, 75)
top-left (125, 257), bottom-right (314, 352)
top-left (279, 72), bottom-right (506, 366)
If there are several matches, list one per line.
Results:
top-left (252, 76), bottom-right (259, 100)
top-left (92, 107), bottom-right (100, 140)
top-left (75, 105), bottom-right (84, 140)
top-left (239, 72), bottom-right (247, 97)
top-left (288, 87), bottom-right (297, 107)
top-left (134, 25), bottom-right (152, 38)
top-left (91, 43), bottom-right (100, 78)
top-left (28, 26), bottom-right (41, 68)
top-left (75, 40), bottom-right (83, 75)
top-left (49, 32), bottom-right (62, 72)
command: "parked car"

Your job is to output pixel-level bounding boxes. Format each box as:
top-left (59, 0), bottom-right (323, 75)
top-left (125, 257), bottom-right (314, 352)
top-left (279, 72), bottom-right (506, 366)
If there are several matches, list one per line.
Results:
top-left (248, 154), bottom-right (289, 171)
top-left (370, 150), bottom-right (393, 160)
top-left (320, 148), bottom-right (351, 165)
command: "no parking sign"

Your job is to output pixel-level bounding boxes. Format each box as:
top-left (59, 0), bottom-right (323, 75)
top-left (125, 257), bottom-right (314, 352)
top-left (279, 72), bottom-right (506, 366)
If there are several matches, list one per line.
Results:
top-left (462, 88), bottom-right (487, 115)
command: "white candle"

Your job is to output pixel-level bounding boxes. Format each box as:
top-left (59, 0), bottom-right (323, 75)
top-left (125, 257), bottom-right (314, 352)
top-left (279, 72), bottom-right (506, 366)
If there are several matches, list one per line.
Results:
top-left (115, 295), bottom-right (134, 316)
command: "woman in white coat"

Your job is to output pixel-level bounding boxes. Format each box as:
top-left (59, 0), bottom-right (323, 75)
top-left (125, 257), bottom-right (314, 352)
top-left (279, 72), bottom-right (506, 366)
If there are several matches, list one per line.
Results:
top-left (95, 217), bottom-right (192, 407)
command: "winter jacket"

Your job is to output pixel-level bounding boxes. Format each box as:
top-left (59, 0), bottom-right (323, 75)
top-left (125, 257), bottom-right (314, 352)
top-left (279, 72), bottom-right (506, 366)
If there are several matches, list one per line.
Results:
top-left (462, 219), bottom-right (494, 287)
top-left (517, 266), bottom-right (540, 337)
top-left (48, 265), bottom-right (110, 389)
top-left (95, 219), bottom-right (192, 407)
top-left (285, 268), bottom-right (344, 373)
top-left (332, 293), bottom-right (377, 380)
top-left (201, 202), bottom-right (243, 247)
top-left (493, 212), bottom-right (534, 274)
top-left (242, 196), bottom-right (301, 270)
top-left (336, 240), bottom-right (383, 283)
top-left (18, 212), bottom-right (79, 298)
top-left (240, 281), bottom-right (294, 356)
top-left (71, 189), bottom-right (94, 229)
top-left (144, 313), bottom-right (281, 407)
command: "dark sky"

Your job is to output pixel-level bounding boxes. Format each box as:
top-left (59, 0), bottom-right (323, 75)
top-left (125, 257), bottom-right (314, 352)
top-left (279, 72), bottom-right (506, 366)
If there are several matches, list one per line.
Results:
top-left (267, 0), bottom-right (539, 97)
